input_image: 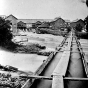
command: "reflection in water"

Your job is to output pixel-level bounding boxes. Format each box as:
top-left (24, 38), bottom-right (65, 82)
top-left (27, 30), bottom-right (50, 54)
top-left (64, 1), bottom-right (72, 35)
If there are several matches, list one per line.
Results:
top-left (0, 50), bottom-right (47, 72)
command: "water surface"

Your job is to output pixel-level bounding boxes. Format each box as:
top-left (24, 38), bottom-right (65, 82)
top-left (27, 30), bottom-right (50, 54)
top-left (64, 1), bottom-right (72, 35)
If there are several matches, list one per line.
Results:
top-left (0, 50), bottom-right (47, 72)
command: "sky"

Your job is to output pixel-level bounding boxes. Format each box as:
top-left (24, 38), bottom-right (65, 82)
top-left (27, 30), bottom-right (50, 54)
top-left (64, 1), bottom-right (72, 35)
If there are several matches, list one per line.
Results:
top-left (0, 0), bottom-right (88, 21)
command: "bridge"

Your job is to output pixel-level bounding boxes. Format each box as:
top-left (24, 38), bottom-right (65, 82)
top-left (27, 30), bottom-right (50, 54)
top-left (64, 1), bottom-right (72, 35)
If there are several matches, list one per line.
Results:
top-left (19, 29), bottom-right (88, 88)
top-left (0, 29), bottom-right (88, 88)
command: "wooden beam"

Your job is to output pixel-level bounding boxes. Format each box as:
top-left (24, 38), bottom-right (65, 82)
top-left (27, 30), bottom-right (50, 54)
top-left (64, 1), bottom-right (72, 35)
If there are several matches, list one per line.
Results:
top-left (52, 32), bottom-right (72, 88)
top-left (64, 77), bottom-right (88, 81)
top-left (52, 48), bottom-right (71, 88)
top-left (56, 50), bottom-right (80, 53)
top-left (20, 75), bottom-right (88, 81)
top-left (52, 76), bottom-right (64, 88)
top-left (20, 75), bottom-right (52, 80)
top-left (52, 51), bottom-right (70, 76)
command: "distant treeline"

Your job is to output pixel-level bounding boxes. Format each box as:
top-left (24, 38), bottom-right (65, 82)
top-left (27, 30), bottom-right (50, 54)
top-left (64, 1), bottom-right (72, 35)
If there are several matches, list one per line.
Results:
top-left (76, 32), bottom-right (88, 39)
top-left (37, 28), bottom-right (68, 36)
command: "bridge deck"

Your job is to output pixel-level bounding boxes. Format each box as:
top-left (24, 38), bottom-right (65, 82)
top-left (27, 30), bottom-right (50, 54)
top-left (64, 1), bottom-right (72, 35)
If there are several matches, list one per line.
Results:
top-left (22, 31), bottom-right (88, 88)
top-left (30, 51), bottom-right (63, 88)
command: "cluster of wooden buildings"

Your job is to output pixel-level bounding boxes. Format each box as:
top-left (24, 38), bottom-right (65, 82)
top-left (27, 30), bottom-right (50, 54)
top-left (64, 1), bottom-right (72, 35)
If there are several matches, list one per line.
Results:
top-left (3, 14), bottom-right (52, 34)
top-left (1, 14), bottom-right (86, 34)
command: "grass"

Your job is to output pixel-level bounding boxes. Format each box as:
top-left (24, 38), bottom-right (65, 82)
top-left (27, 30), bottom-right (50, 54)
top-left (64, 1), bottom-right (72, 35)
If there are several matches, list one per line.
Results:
top-left (38, 28), bottom-right (68, 36)
top-left (0, 41), bottom-right (51, 56)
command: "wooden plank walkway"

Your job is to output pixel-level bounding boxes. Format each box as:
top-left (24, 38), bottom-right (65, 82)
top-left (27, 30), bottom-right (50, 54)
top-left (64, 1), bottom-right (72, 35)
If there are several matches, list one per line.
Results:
top-left (52, 32), bottom-right (72, 88)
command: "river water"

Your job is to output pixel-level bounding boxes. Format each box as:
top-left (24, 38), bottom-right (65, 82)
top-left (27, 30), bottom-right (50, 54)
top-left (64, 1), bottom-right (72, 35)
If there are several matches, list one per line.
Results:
top-left (0, 33), bottom-right (64, 73)
top-left (0, 50), bottom-right (47, 72)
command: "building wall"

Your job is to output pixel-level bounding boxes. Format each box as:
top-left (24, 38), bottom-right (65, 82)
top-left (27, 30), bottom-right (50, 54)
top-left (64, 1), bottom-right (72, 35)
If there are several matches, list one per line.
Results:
top-left (26, 23), bottom-right (32, 28)
top-left (5, 15), bottom-right (18, 34)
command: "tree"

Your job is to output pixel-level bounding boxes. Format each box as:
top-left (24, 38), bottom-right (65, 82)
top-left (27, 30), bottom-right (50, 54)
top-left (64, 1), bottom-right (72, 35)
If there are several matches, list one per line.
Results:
top-left (84, 16), bottom-right (88, 32)
top-left (75, 24), bottom-right (83, 32)
top-left (81, 0), bottom-right (88, 7)
top-left (0, 17), bottom-right (12, 45)
top-left (86, 0), bottom-right (88, 6)
top-left (84, 0), bottom-right (88, 32)
top-left (67, 26), bottom-right (71, 32)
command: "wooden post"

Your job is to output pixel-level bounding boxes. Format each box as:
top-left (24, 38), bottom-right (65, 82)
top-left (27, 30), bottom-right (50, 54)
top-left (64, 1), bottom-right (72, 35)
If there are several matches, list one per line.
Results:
top-left (21, 79), bottom-right (31, 88)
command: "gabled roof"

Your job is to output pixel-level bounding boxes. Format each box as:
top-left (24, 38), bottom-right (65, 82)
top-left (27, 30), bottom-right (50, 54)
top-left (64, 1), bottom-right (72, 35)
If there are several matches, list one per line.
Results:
top-left (35, 21), bottom-right (42, 25)
top-left (55, 18), bottom-right (65, 23)
top-left (5, 14), bottom-right (53, 23)
top-left (38, 22), bottom-right (50, 28)
top-left (18, 19), bottom-right (53, 23)
top-left (5, 14), bottom-right (18, 20)
top-left (17, 21), bottom-right (26, 24)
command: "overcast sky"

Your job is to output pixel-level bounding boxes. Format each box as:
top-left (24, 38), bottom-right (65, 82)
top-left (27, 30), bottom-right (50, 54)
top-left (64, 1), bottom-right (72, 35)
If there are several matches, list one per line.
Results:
top-left (0, 0), bottom-right (88, 21)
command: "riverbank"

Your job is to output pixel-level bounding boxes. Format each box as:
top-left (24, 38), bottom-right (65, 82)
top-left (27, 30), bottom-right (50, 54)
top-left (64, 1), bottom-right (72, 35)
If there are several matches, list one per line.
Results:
top-left (0, 32), bottom-right (63, 56)
top-left (12, 32), bottom-right (64, 53)
top-left (0, 32), bottom-right (64, 73)
top-left (0, 39), bottom-right (51, 56)
top-left (0, 49), bottom-right (47, 72)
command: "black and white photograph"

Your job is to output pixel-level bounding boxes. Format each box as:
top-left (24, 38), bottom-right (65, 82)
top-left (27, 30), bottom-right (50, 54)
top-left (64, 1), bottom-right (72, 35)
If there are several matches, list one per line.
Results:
top-left (0, 0), bottom-right (88, 88)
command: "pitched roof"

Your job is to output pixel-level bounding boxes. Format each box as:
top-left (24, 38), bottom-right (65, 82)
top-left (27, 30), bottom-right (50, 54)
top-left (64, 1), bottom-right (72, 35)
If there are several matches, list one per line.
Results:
top-left (5, 14), bottom-right (53, 23)
top-left (18, 19), bottom-right (53, 23)
top-left (5, 14), bottom-right (18, 20)
top-left (38, 23), bottom-right (50, 28)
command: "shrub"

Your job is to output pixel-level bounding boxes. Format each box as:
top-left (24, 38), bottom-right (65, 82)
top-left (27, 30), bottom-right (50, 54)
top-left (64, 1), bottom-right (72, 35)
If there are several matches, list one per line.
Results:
top-left (0, 17), bottom-right (12, 45)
